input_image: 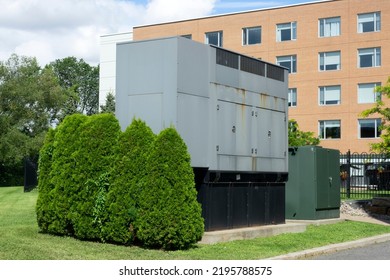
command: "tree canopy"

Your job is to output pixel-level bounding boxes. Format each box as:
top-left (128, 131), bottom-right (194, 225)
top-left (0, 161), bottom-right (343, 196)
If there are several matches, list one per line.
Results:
top-left (0, 54), bottom-right (99, 186)
top-left (361, 77), bottom-right (390, 153)
top-left (46, 56), bottom-right (99, 118)
top-left (0, 54), bottom-right (67, 164)
top-left (288, 119), bottom-right (320, 147)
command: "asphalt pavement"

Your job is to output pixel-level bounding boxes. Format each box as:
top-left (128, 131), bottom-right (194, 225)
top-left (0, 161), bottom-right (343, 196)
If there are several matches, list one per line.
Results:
top-left (309, 240), bottom-right (390, 260)
top-left (267, 213), bottom-right (390, 260)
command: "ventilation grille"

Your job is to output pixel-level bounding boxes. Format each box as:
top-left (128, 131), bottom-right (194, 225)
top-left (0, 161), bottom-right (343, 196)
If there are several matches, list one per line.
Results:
top-left (215, 47), bottom-right (285, 82)
top-left (266, 64), bottom-right (285, 82)
top-left (216, 48), bottom-right (239, 69)
top-left (240, 56), bottom-right (266, 76)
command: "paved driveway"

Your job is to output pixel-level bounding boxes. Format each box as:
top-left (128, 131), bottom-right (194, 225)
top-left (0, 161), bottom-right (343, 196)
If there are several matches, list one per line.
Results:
top-left (310, 240), bottom-right (390, 260)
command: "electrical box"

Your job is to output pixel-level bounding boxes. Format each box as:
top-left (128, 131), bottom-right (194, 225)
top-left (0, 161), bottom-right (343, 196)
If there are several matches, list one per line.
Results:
top-left (286, 146), bottom-right (341, 220)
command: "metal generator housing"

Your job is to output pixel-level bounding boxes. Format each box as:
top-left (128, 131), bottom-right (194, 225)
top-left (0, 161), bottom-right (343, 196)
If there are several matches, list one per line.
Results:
top-left (116, 36), bottom-right (289, 231)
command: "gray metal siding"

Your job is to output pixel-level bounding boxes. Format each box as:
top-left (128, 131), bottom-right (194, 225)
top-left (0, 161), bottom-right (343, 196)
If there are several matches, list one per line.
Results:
top-left (115, 36), bottom-right (288, 173)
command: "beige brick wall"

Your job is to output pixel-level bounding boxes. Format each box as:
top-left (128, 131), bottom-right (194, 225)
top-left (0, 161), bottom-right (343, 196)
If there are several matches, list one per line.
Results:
top-left (134, 0), bottom-right (390, 153)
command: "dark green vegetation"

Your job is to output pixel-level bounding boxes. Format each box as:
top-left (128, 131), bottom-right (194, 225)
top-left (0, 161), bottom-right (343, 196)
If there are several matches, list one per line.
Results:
top-left (100, 92), bottom-right (115, 114)
top-left (2, 187), bottom-right (390, 260)
top-left (0, 54), bottom-right (99, 187)
top-left (68, 114), bottom-right (121, 241)
top-left (103, 119), bottom-right (155, 244)
top-left (135, 128), bottom-right (204, 250)
top-left (35, 117), bottom-right (204, 250)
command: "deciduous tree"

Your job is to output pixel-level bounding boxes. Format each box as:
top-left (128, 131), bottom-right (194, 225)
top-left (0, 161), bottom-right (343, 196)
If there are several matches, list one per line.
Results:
top-left (361, 77), bottom-right (390, 153)
top-left (0, 54), bottom-right (67, 169)
top-left (288, 119), bottom-right (320, 147)
top-left (47, 57), bottom-right (99, 118)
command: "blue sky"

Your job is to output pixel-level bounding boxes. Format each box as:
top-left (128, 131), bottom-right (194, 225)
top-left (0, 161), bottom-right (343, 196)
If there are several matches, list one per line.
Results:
top-left (0, 0), bottom-right (322, 66)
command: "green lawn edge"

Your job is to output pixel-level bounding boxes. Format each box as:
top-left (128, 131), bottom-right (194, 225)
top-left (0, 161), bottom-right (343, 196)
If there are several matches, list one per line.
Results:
top-left (1, 186), bottom-right (390, 260)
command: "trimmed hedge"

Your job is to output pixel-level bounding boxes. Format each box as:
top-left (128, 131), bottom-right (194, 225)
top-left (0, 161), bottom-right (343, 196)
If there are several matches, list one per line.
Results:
top-left (103, 119), bottom-right (155, 244)
top-left (135, 127), bottom-right (204, 250)
top-left (47, 114), bottom-right (88, 235)
top-left (36, 116), bottom-right (204, 250)
top-left (70, 113), bottom-right (121, 240)
top-left (35, 128), bottom-right (57, 232)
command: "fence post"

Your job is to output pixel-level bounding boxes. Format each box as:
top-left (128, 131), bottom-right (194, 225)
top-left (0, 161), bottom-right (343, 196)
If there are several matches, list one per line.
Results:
top-left (346, 150), bottom-right (351, 198)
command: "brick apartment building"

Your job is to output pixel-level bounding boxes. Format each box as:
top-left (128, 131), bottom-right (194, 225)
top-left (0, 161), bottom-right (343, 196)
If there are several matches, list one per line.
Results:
top-left (125, 0), bottom-right (390, 153)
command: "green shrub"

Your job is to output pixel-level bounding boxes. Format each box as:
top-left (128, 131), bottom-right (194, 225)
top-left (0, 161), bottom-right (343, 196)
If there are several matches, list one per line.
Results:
top-left (48, 114), bottom-right (88, 235)
top-left (135, 127), bottom-right (204, 250)
top-left (71, 113), bottom-right (121, 240)
top-left (36, 128), bottom-right (56, 232)
top-left (103, 119), bottom-right (155, 244)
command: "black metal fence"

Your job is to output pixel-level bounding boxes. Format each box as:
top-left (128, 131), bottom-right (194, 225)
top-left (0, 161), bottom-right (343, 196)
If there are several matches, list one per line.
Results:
top-left (24, 157), bottom-right (38, 192)
top-left (340, 151), bottom-right (390, 199)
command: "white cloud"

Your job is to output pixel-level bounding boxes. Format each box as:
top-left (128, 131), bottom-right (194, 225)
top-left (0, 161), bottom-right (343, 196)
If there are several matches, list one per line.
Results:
top-left (143, 0), bottom-right (217, 24)
top-left (0, 0), bottom-right (216, 66)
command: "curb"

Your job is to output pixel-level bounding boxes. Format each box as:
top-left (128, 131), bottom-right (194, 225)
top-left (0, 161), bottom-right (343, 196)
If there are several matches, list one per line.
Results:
top-left (266, 233), bottom-right (390, 259)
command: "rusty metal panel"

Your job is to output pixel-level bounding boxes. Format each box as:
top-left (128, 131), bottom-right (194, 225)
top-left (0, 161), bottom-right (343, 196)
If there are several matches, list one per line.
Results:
top-left (217, 101), bottom-right (236, 156)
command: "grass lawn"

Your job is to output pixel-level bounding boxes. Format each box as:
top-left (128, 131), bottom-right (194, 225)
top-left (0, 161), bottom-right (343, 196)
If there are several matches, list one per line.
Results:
top-left (1, 186), bottom-right (390, 260)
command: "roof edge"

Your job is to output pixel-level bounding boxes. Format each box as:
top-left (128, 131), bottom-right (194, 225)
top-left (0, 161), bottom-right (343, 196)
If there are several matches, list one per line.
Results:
top-left (134, 0), bottom-right (339, 29)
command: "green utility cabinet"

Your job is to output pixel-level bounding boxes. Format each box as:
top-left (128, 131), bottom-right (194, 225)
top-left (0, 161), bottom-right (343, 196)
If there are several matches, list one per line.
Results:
top-left (286, 146), bottom-right (340, 220)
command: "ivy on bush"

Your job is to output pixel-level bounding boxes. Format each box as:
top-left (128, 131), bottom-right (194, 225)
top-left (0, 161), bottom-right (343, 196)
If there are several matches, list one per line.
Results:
top-left (71, 113), bottom-right (121, 240)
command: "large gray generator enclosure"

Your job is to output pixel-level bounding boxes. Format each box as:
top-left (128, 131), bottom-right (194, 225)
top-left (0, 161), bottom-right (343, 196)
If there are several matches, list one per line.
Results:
top-left (116, 37), bottom-right (289, 231)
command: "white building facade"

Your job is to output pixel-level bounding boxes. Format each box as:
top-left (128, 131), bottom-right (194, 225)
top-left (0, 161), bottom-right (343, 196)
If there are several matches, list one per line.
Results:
top-left (99, 31), bottom-right (133, 108)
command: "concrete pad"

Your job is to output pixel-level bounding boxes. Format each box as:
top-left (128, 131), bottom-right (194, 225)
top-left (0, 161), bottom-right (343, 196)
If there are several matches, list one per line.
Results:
top-left (199, 222), bottom-right (307, 244)
top-left (286, 217), bottom-right (345, 226)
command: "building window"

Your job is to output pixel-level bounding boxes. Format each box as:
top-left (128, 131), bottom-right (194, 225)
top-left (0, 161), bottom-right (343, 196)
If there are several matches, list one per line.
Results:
top-left (288, 88), bottom-right (297, 107)
top-left (319, 51), bottom-right (341, 71)
top-left (359, 119), bottom-right (381, 138)
top-left (319, 120), bottom-right (341, 139)
top-left (276, 55), bottom-right (297, 73)
top-left (358, 12), bottom-right (381, 33)
top-left (319, 85), bottom-right (341, 105)
top-left (276, 22), bottom-right (297, 42)
top-left (358, 83), bottom-right (381, 104)
top-left (358, 47), bottom-right (381, 68)
top-left (243, 26), bottom-right (261, 45)
top-left (205, 31), bottom-right (223, 47)
top-left (319, 17), bottom-right (340, 37)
